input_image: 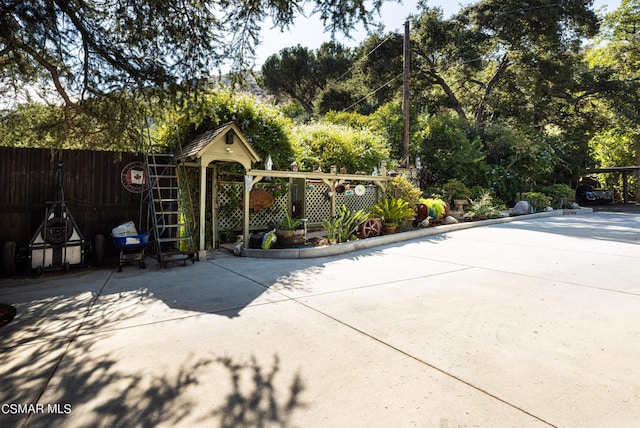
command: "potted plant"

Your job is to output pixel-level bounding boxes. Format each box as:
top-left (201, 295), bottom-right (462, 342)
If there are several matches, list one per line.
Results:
top-left (276, 212), bottom-right (306, 248)
top-left (370, 197), bottom-right (415, 234)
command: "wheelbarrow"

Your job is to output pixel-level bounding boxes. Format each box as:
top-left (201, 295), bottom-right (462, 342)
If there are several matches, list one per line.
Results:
top-left (112, 233), bottom-right (149, 272)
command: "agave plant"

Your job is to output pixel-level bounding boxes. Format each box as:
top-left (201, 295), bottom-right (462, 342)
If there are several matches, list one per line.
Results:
top-left (322, 205), bottom-right (369, 243)
top-left (370, 197), bottom-right (415, 227)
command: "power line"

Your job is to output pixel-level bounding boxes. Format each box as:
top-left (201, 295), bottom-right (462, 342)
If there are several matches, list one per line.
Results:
top-left (334, 32), bottom-right (396, 83)
top-left (342, 72), bottom-right (403, 112)
top-left (335, 1), bottom-right (579, 111)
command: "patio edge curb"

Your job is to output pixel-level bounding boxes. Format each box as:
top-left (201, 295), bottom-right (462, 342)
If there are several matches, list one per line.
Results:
top-left (241, 208), bottom-right (593, 259)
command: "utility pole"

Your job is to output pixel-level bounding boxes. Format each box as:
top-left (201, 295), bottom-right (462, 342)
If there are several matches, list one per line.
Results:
top-left (402, 20), bottom-right (410, 166)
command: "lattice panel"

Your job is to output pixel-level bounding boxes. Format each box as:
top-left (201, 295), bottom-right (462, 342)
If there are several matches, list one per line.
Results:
top-left (337, 185), bottom-right (378, 212)
top-left (217, 180), bottom-right (380, 232)
top-left (217, 182), bottom-right (288, 231)
top-left (397, 168), bottom-right (420, 187)
top-left (303, 183), bottom-right (331, 223)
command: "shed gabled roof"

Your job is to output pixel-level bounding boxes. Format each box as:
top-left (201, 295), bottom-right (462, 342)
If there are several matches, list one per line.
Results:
top-left (177, 122), bottom-right (261, 169)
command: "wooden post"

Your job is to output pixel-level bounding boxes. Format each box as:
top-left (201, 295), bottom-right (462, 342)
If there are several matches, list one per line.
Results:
top-left (330, 181), bottom-right (337, 218)
top-left (198, 160), bottom-right (207, 259)
top-left (212, 164), bottom-right (218, 248)
top-left (243, 175), bottom-right (252, 249)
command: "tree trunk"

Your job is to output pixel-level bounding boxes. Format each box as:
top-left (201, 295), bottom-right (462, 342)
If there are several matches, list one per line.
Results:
top-left (475, 54), bottom-right (511, 131)
top-left (430, 72), bottom-right (467, 121)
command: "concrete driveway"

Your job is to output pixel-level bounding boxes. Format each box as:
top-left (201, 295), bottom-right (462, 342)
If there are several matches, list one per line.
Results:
top-left (1, 211), bottom-right (639, 427)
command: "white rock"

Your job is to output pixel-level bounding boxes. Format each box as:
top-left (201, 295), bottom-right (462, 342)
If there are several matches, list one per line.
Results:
top-left (513, 200), bottom-right (532, 215)
top-left (444, 216), bottom-right (458, 225)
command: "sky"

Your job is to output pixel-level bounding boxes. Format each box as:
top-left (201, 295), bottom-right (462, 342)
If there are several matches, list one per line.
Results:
top-left (253, 0), bottom-right (622, 69)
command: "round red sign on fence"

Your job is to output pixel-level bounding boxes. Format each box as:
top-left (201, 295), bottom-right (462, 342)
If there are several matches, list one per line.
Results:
top-left (121, 162), bottom-right (147, 193)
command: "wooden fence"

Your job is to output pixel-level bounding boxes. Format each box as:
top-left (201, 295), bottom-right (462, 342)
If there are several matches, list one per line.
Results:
top-left (0, 147), bottom-right (143, 259)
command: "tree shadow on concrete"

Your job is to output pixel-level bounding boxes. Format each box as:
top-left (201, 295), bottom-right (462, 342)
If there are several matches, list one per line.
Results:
top-left (84, 354), bottom-right (305, 427)
top-left (101, 260), bottom-right (285, 319)
top-left (0, 302), bottom-right (16, 327)
top-left (86, 357), bottom-right (214, 427)
top-left (1, 273), bottom-right (306, 427)
top-left (0, 274), bottom-right (131, 427)
top-left (213, 355), bottom-right (305, 428)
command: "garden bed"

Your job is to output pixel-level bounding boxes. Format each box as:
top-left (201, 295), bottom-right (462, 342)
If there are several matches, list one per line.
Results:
top-left (241, 208), bottom-right (592, 259)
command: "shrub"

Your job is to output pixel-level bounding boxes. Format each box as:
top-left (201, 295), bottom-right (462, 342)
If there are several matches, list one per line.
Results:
top-left (468, 191), bottom-right (501, 219)
top-left (539, 184), bottom-right (575, 209)
top-left (413, 115), bottom-right (487, 186)
top-left (157, 89), bottom-right (295, 170)
top-left (469, 186), bottom-right (491, 201)
top-left (522, 192), bottom-right (551, 212)
top-left (292, 122), bottom-right (390, 173)
top-left (386, 176), bottom-right (423, 207)
top-left (439, 179), bottom-right (471, 203)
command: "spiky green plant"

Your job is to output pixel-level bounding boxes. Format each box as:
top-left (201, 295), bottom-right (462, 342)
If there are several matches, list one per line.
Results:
top-left (279, 211), bottom-right (305, 230)
top-left (369, 197), bottom-right (415, 227)
top-left (322, 205), bottom-right (369, 243)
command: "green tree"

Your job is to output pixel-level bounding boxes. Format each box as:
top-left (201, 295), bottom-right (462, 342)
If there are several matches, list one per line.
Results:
top-left (483, 121), bottom-right (558, 201)
top-left (350, 31), bottom-right (405, 112)
top-left (413, 115), bottom-right (486, 189)
top-left (0, 103), bottom-right (63, 148)
top-left (261, 45), bottom-right (320, 115)
top-left (586, 0), bottom-right (640, 199)
top-left (315, 30), bottom-right (405, 115)
top-left (369, 100), bottom-right (417, 161)
top-left (1, 0), bottom-right (383, 138)
top-left (590, 127), bottom-right (637, 197)
top-left (409, 0), bottom-right (600, 131)
top-left (315, 82), bottom-right (361, 115)
top-left (261, 42), bottom-right (355, 115)
top-left (0, 95), bottom-right (147, 150)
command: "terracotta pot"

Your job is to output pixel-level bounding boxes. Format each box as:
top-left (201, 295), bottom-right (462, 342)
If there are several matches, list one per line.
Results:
top-left (384, 225), bottom-right (397, 234)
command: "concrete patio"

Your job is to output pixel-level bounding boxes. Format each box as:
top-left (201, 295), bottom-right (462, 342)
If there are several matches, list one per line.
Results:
top-left (1, 211), bottom-right (639, 427)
